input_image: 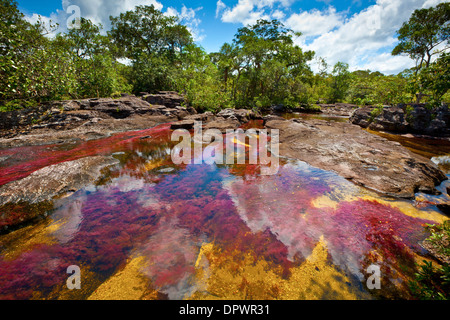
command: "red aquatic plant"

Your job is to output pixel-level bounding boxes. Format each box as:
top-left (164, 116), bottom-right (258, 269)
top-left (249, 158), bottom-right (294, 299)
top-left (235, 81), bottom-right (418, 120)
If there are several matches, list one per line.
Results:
top-left (0, 123), bottom-right (441, 300)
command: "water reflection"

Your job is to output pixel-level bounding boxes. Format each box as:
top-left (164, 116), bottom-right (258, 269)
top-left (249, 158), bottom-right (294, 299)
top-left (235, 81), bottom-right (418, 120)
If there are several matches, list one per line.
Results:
top-left (0, 123), bottom-right (448, 300)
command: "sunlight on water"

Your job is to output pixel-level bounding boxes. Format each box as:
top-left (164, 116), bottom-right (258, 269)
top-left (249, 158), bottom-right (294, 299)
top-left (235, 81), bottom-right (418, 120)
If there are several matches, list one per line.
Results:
top-left (0, 123), bottom-right (448, 300)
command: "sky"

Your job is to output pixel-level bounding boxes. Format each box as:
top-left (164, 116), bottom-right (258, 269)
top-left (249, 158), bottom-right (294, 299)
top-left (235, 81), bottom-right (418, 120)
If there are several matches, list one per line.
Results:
top-left (17, 0), bottom-right (448, 75)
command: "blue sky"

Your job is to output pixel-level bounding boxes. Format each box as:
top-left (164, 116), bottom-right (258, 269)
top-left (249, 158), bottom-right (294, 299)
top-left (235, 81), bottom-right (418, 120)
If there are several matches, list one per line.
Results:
top-left (17, 0), bottom-right (447, 74)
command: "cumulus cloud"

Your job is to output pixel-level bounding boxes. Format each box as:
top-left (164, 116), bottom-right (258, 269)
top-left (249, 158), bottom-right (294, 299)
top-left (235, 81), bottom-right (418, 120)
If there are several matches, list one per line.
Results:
top-left (62, 0), bottom-right (163, 28)
top-left (23, 0), bottom-right (203, 40)
top-left (215, 0), bottom-right (448, 74)
top-left (220, 0), bottom-right (293, 24)
top-left (216, 0), bottom-right (227, 18)
top-left (297, 0), bottom-right (449, 74)
top-left (285, 7), bottom-right (344, 38)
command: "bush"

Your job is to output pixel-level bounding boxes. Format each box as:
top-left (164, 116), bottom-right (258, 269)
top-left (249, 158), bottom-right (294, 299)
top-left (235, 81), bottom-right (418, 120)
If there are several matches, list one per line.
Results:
top-left (409, 221), bottom-right (450, 300)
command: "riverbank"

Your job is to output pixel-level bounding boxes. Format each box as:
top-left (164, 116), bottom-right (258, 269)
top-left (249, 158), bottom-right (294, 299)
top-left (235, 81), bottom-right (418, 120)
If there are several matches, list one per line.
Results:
top-left (0, 94), bottom-right (447, 202)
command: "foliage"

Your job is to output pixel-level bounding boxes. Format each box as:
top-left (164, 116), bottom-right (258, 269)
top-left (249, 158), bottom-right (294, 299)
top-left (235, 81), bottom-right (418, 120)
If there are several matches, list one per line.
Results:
top-left (109, 5), bottom-right (193, 94)
top-left (56, 18), bottom-right (132, 98)
top-left (0, 0), bottom-right (130, 108)
top-left (326, 62), bottom-right (349, 103)
top-left (409, 260), bottom-right (450, 300)
top-left (0, 0), bottom-right (63, 103)
top-left (0, 1), bottom-right (448, 112)
top-left (392, 2), bottom-right (449, 71)
top-left (176, 45), bottom-right (229, 112)
top-left (392, 3), bottom-right (450, 104)
top-left (409, 221), bottom-right (450, 300)
top-left (348, 70), bottom-right (412, 106)
top-left (424, 221), bottom-right (450, 259)
top-left (417, 52), bottom-right (450, 107)
top-left (370, 104), bottom-right (385, 120)
top-left (213, 19), bottom-right (315, 110)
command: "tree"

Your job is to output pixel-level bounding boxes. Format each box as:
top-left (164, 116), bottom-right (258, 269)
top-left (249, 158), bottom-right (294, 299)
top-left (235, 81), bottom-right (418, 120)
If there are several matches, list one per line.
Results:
top-left (215, 19), bottom-right (314, 109)
top-left (109, 5), bottom-right (193, 60)
top-left (58, 18), bottom-right (131, 98)
top-left (329, 62), bottom-right (350, 103)
top-left (418, 52), bottom-right (450, 105)
top-left (109, 5), bottom-right (194, 93)
top-left (392, 3), bottom-right (449, 104)
top-left (0, 0), bottom-right (74, 104)
top-left (176, 45), bottom-right (228, 112)
top-left (392, 3), bottom-right (450, 72)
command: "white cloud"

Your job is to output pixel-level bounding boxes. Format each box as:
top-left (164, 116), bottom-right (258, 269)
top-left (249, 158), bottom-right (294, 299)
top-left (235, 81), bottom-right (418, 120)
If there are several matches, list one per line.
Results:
top-left (298, 0), bottom-right (449, 74)
top-left (272, 9), bottom-right (286, 20)
top-left (359, 53), bottom-right (414, 75)
top-left (216, 0), bottom-right (448, 74)
top-left (24, 0), bottom-right (164, 36)
top-left (216, 0), bottom-right (227, 18)
top-left (285, 7), bottom-right (344, 38)
top-left (23, 0), bottom-right (205, 42)
top-left (62, 0), bottom-right (163, 27)
top-left (24, 13), bottom-right (60, 37)
top-left (220, 0), bottom-right (293, 24)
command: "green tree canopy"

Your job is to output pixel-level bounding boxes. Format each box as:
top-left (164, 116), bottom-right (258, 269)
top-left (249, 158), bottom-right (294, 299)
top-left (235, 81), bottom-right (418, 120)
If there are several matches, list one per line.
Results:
top-left (109, 5), bottom-right (193, 61)
top-left (215, 19), bottom-right (314, 109)
top-left (392, 3), bottom-right (450, 71)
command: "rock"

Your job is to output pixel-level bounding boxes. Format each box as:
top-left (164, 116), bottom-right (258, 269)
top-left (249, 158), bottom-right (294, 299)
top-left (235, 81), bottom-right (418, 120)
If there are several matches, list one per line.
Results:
top-left (351, 104), bottom-right (450, 137)
top-left (170, 120), bottom-right (195, 130)
top-left (318, 103), bottom-right (358, 117)
top-left (203, 118), bottom-right (241, 133)
top-left (0, 156), bottom-right (119, 206)
top-left (263, 114), bottom-right (286, 125)
top-left (447, 186), bottom-right (450, 196)
top-left (184, 113), bottom-right (214, 122)
top-left (265, 118), bottom-right (447, 198)
top-left (158, 167), bottom-right (175, 173)
top-left (270, 105), bottom-right (288, 113)
top-left (0, 95), bottom-right (198, 144)
top-left (143, 91), bottom-right (186, 109)
top-left (437, 204), bottom-right (450, 216)
top-left (0, 156), bottom-right (119, 229)
top-left (216, 108), bottom-right (262, 123)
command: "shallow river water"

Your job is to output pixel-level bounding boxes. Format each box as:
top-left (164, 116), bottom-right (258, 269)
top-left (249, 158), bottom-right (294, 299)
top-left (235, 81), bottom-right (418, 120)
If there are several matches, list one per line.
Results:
top-left (0, 120), bottom-right (448, 300)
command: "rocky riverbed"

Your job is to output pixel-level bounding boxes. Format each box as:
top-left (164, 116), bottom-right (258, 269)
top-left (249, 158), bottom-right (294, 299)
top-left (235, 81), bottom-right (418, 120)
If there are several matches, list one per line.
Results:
top-left (0, 93), bottom-right (448, 231)
top-left (350, 104), bottom-right (450, 137)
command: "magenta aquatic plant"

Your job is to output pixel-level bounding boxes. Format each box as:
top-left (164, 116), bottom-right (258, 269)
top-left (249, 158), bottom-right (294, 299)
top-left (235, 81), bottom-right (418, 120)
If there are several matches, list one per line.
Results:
top-left (0, 123), bottom-right (442, 299)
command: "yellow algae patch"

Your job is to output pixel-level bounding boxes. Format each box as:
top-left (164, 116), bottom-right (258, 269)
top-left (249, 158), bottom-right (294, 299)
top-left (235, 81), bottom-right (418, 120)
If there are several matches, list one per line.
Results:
top-left (359, 195), bottom-right (448, 224)
top-left (144, 159), bottom-right (165, 171)
top-left (0, 219), bottom-right (63, 261)
top-left (189, 238), bottom-right (363, 300)
top-left (88, 256), bottom-right (158, 300)
top-left (280, 237), bottom-right (360, 300)
top-left (311, 195), bottom-right (340, 210)
top-left (190, 244), bottom-right (284, 300)
top-left (44, 264), bottom-right (105, 300)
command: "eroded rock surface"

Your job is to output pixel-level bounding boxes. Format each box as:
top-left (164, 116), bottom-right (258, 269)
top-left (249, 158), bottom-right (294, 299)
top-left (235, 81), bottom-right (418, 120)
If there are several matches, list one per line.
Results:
top-left (0, 94), bottom-right (196, 148)
top-left (351, 104), bottom-right (450, 137)
top-left (0, 156), bottom-right (119, 230)
top-left (265, 118), bottom-right (447, 198)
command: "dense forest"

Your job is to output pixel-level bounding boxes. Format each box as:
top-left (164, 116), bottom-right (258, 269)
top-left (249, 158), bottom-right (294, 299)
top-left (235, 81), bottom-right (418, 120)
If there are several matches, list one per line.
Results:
top-left (0, 0), bottom-right (449, 112)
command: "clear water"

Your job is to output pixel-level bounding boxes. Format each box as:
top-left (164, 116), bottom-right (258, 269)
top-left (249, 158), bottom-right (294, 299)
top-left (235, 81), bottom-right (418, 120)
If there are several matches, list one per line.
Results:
top-left (0, 122), bottom-right (448, 300)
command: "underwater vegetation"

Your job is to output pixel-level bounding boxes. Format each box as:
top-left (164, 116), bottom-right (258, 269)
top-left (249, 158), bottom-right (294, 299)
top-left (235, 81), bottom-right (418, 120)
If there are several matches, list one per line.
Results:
top-left (0, 124), bottom-right (447, 300)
